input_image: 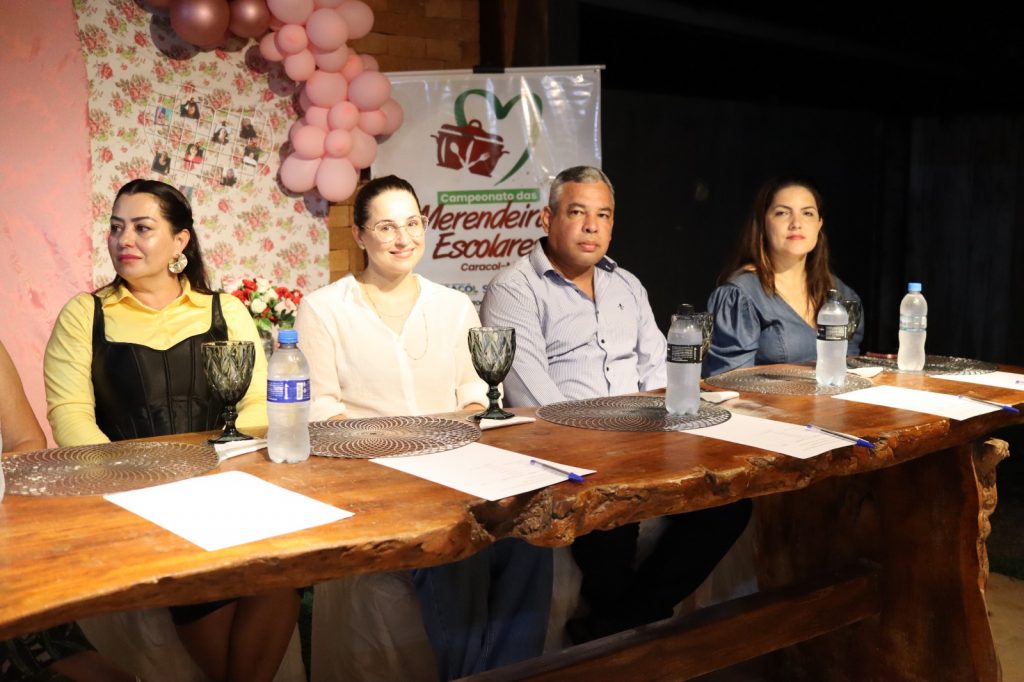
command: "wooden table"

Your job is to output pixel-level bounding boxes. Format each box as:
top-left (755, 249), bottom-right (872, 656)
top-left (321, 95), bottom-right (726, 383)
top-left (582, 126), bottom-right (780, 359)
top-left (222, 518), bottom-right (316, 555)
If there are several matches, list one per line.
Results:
top-left (1, 367), bottom-right (1019, 681)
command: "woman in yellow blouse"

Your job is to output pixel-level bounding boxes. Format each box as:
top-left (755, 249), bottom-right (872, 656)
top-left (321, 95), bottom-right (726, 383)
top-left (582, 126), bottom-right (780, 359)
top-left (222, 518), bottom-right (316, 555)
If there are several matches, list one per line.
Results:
top-left (44, 179), bottom-right (296, 682)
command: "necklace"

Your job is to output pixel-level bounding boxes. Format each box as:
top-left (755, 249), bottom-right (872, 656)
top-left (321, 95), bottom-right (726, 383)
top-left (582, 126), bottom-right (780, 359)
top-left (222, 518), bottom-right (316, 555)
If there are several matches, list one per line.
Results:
top-left (359, 275), bottom-right (429, 360)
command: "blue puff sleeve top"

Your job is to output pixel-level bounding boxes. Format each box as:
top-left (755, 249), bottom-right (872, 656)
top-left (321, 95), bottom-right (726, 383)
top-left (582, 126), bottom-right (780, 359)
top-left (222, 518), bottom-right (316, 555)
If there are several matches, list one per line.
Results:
top-left (704, 270), bottom-right (864, 377)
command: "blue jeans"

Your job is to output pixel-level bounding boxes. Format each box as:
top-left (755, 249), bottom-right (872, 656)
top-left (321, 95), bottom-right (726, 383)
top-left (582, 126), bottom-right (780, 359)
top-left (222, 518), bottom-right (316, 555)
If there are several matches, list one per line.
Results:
top-left (412, 539), bottom-right (552, 680)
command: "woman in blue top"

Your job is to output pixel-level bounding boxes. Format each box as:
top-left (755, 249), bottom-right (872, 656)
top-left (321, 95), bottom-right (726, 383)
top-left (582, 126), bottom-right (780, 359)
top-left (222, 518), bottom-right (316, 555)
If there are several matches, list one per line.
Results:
top-left (705, 177), bottom-right (864, 376)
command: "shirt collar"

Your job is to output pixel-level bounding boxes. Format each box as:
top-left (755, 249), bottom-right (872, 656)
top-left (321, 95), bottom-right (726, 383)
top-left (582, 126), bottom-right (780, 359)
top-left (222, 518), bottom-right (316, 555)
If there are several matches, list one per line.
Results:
top-left (528, 237), bottom-right (618, 280)
top-left (102, 278), bottom-right (205, 310)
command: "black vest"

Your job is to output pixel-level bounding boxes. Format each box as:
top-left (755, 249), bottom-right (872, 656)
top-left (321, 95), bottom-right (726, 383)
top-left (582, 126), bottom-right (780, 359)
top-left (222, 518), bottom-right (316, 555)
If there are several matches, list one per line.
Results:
top-left (90, 293), bottom-right (228, 441)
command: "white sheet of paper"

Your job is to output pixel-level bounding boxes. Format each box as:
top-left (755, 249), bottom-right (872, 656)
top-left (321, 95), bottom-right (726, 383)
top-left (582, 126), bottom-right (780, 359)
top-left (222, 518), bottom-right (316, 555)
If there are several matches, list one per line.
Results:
top-left (371, 442), bottom-right (595, 501)
top-left (927, 370), bottom-right (1024, 393)
top-left (479, 415), bottom-right (536, 430)
top-left (684, 413), bottom-right (855, 459)
top-left (832, 384), bottom-right (999, 420)
top-left (104, 471), bottom-right (353, 551)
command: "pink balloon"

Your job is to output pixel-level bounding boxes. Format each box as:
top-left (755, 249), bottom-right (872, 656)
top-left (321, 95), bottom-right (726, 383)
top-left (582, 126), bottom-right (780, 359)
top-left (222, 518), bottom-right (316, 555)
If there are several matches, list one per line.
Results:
top-left (347, 127), bottom-right (377, 169)
top-left (170, 0), bottom-right (231, 48)
top-left (313, 0), bottom-right (343, 7)
top-left (306, 8), bottom-right (348, 51)
top-left (280, 154), bottom-right (321, 193)
top-left (348, 71), bottom-right (390, 111)
top-left (359, 54), bottom-right (379, 71)
top-left (357, 109), bottom-right (387, 136)
top-left (288, 120), bottom-right (305, 144)
top-left (297, 88), bottom-right (313, 112)
top-left (284, 49), bottom-right (316, 81)
top-left (259, 31), bottom-right (283, 60)
top-left (304, 71), bottom-right (347, 107)
top-left (292, 124), bottom-right (327, 159)
top-left (267, 0), bottom-right (313, 25)
top-left (337, 0), bottom-right (373, 40)
top-left (323, 129), bottom-right (353, 157)
top-left (327, 101), bottom-right (359, 130)
top-left (316, 157), bottom-right (358, 202)
top-left (340, 51), bottom-right (364, 81)
top-left (269, 15), bottom-right (284, 29)
top-left (312, 44), bottom-right (349, 72)
top-left (275, 24), bottom-right (308, 55)
top-left (228, 0), bottom-right (271, 38)
top-left (379, 98), bottom-right (404, 134)
top-left (304, 105), bottom-right (330, 130)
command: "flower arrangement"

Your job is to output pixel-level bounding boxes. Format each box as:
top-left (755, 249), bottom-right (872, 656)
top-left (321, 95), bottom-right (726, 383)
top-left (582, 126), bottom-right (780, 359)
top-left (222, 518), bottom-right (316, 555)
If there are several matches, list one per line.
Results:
top-left (224, 277), bottom-right (304, 333)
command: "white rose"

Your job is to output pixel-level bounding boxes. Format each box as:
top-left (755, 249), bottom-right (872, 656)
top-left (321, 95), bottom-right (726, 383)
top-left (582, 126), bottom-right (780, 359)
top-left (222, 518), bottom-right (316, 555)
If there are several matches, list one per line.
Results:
top-left (280, 298), bottom-right (297, 314)
top-left (255, 277), bottom-right (272, 291)
top-left (264, 288), bottom-right (279, 301)
top-left (250, 299), bottom-right (268, 314)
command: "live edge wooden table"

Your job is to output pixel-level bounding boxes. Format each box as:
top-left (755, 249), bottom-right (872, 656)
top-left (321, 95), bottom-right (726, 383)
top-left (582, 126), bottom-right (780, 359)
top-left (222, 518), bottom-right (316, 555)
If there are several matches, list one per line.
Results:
top-left (1, 366), bottom-right (1020, 682)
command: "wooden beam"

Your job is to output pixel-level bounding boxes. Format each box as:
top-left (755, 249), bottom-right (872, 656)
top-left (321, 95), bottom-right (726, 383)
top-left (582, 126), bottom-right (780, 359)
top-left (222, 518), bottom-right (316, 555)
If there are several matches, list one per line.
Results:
top-left (466, 564), bottom-right (880, 682)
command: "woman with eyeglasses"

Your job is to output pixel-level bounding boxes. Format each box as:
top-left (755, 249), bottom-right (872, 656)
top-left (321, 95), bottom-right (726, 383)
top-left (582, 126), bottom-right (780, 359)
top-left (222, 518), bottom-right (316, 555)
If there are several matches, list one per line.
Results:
top-left (297, 175), bottom-right (552, 682)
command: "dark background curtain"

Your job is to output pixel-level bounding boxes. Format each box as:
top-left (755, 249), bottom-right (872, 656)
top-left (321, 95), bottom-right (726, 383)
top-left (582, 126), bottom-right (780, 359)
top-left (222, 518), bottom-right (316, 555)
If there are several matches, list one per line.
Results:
top-left (484, 0), bottom-right (1024, 365)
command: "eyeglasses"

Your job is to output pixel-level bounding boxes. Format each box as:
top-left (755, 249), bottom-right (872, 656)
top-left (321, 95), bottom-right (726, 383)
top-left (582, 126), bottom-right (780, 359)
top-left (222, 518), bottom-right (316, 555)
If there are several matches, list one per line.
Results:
top-left (364, 215), bottom-right (426, 243)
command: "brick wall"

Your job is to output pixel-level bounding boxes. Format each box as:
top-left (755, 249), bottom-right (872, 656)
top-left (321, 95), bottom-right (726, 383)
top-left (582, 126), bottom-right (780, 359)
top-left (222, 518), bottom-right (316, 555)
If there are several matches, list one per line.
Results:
top-left (327, 0), bottom-right (481, 282)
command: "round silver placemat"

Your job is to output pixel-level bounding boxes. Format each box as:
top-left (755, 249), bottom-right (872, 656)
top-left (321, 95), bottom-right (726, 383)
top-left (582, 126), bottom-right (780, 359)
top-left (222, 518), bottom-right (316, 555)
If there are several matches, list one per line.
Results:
top-left (704, 366), bottom-right (873, 395)
top-left (309, 416), bottom-right (481, 459)
top-left (2, 441), bottom-right (218, 497)
top-left (848, 354), bottom-right (997, 375)
top-left (537, 396), bottom-right (731, 432)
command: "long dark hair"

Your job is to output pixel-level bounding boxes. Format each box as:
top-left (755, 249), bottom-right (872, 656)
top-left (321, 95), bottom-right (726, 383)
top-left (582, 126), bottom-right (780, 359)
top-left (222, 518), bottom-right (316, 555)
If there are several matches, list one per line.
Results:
top-left (352, 175), bottom-right (420, 230)
top-left (720, 176), bottom-right (835, 314)
top-left (102, 179), bottom-right (212, 294)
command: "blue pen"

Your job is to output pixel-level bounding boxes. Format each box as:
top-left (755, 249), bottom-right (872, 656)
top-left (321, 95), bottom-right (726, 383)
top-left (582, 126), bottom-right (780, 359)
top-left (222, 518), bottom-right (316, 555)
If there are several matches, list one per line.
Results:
top-left (806, 424), bottom-right (875, 449)
top-left (530, 459), bottom-right (585, 483)
top-left (958, 395), bottom-right (1021, 414)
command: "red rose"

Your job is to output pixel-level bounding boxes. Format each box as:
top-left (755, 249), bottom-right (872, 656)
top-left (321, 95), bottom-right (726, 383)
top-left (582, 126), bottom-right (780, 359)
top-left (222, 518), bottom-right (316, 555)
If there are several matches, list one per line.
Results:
top-left (99, 63), bottom-right (113, 79)
top-left (262, 238), bottom-right (274, 252)
top-left (231, 290), bottom-right (247, 302)
top-left (243, 278), bottom-right (257, 290)
top-left (293, 200), bottom-right (304, 213)
top-left (218, 199), bottom-right (229, 213)
top-left (100, 148), bottom-right (113, 162)
top-left (134, 32), bottom-right (147, 48)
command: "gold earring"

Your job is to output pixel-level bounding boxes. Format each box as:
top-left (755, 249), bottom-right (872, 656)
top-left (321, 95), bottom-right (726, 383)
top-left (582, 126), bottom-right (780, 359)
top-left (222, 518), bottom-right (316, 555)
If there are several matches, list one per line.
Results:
top-left (358, 243), bottom-right (365, 250)
top-left (168, 252), bottom-right (188, 274)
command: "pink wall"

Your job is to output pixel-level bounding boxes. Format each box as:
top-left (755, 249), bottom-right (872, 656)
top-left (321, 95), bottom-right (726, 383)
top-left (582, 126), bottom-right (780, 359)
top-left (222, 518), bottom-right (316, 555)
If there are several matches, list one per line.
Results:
top-left (0, 1), bottom-right (93, 444)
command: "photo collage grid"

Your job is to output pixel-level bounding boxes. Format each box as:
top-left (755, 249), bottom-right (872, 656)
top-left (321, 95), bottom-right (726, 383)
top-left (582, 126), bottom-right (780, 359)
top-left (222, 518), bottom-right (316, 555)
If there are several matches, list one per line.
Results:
top-left (146, 88), bottom-right (271, 198)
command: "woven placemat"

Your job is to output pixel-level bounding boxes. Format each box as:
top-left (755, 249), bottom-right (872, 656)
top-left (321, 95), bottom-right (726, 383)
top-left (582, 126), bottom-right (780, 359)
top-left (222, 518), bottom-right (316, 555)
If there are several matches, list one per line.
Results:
top-left (537, 395), bottom-right (731, 432)
top-left (704, 366), bottom-right (873, 396)
top-left (848, 354), bottom-right (997, 375)
top-left (309, 416), bottom-right (480, 459)
top-left (2, 441), bottom-right (217, 496)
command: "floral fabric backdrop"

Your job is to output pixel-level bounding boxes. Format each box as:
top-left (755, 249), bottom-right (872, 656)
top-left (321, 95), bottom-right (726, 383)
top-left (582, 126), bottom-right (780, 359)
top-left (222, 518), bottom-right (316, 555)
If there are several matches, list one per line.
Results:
top-left (74, 0), bottom-right (329, 293)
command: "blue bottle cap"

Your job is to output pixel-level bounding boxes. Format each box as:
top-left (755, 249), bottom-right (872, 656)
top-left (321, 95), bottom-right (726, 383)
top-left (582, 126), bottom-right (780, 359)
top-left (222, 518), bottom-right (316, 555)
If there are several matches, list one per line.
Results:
top-left (907, 282), bottom-right (922, 293)
top-left (277, 328), bottom-right (298, 344)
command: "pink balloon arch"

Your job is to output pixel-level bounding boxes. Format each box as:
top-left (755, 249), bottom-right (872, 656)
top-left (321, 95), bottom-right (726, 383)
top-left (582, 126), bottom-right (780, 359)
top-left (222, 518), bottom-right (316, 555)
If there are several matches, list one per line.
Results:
top-left (150, 0), bottom-right (403, 203)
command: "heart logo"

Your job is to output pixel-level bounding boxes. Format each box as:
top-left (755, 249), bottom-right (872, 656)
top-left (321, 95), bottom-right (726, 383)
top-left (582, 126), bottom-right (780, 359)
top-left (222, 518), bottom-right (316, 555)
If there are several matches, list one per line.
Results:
top-left (446, 89), bottom-right (543, 185)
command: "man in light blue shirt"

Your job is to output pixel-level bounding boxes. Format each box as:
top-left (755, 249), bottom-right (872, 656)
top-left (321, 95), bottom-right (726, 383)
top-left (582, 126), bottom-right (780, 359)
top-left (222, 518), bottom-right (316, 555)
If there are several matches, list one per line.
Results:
top-left (481, 166), bottom-right (750, 643)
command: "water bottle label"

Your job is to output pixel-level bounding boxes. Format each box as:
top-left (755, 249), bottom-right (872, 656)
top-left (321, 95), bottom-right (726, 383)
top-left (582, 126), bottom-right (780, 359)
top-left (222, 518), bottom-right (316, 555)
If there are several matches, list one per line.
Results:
top-left (268, 378), bottom-right (310, 403)
top-left (667, 343), bottom-right (703, 363)
top-left (816, 324), bottom-right (848, 341)
top-left (899, 315), bottom-right (927, 332)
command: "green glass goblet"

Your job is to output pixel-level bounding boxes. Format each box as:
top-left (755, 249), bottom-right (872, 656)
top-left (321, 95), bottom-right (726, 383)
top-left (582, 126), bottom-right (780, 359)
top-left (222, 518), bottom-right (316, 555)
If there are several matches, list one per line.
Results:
top-left (468, 327), bottom-right (516, 420)
top-left (201, 340), bottom-right (256, 444)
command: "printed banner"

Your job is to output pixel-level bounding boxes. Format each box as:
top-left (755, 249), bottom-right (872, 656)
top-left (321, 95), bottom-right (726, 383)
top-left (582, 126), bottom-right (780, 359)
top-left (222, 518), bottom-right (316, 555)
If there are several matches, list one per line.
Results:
top-left (373, 67), bottom-right (602, 303)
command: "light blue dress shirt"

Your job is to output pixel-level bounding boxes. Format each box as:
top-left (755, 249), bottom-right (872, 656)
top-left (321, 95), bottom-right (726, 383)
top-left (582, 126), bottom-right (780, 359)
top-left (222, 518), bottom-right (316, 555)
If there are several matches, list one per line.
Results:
top-left (480, 238), bottom-right (667, 408)
top-left (705, 270), bottom-right (865, 377)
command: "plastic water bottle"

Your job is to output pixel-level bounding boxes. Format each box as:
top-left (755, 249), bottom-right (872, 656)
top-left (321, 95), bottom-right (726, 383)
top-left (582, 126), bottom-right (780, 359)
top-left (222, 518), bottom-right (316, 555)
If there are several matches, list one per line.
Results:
top-left (267, 328), bottom-right (311, 463)
top-left (816, 289), bottom-right (849, 386)
top-left (897, 282), bottom-right (928, 371)
top-left (665, 304), bottom-right (703, 415)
